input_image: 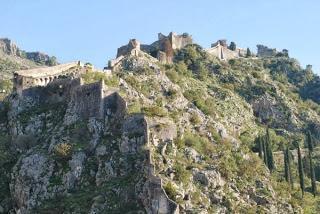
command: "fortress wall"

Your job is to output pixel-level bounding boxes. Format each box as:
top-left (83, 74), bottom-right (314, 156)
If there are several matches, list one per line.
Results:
top-left (15, 62), bottom-right (79, 78)
top-left (207, 44), bottom-right (242, 60)
top-left (207, 46), bottom-right (223, 59)
top-left (103, 91), bottom-right (126, 119)
top-left (170, 33), bottom-right (193, 50)
top-left (71, 81), bottom-right (104, 119)
top-left (14, 62), bottom-right (84, 94)
top-left (117, 39), bottom-right (141, 58)
top-left (19, 78), bottom-right (82, 105)
top-left (257, 45), bottom-right (277, 57)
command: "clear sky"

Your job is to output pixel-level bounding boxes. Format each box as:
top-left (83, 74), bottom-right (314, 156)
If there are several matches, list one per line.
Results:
top-left (1, 0), bottom-right (319, 74)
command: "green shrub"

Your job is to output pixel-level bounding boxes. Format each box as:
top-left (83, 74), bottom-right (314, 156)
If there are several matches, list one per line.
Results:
top-left (166, 70), bottom-right (179, 83)
top-left (141, 106), bottom-right (167, 117)
top-left (183, 90), bottom-right (215, 116)
top-left (81, 72), bottom-right (119, 87)
top-left (173, 163), bottom-right (191, 185)
top-left (54, 143), bottom-right (72, 161)
top-left (183, 132), bottom-right (214, 155)
top-left (166, 87), bottom-right (178, 100)
top-left (164, 182), bottom-right (178, 201)
top-left (189, 113), bottom-right (201, 125)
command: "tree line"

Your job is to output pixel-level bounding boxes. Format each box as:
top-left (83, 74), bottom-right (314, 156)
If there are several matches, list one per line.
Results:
top-left (256, 128), bottom-right (317, 197)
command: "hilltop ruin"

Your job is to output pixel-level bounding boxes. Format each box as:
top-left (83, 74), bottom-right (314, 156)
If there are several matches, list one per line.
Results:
top-left (108, 32), bottom-right (260, 70)
top-left (207, 39), bottom-right (248, 60)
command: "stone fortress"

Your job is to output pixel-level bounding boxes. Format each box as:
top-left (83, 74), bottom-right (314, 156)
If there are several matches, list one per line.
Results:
top-left (206, 39), bottom-right (248, 60)
top-left (12, 31), bottom-right (287, 98)
top-left (9, 32), bottom-right (292, 214)
top-left (107, 32), bottom-right (288, 71)
top-left (12, 60), bottom-right (125, 123)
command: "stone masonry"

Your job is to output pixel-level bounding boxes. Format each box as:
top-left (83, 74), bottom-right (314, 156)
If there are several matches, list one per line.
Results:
top-left (13, 61), bottom-right (84, 95)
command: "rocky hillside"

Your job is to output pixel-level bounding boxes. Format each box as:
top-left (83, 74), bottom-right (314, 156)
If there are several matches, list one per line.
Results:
top-left (0, 38), bottom-right (57, 100)
top-left (1, 35), bottom-right (320, 213)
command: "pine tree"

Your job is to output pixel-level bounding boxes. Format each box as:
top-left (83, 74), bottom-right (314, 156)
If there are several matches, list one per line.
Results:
top-left (296, 142), bottom-right (305, 197)
top-left (307, 131), bottom-right (317, 197)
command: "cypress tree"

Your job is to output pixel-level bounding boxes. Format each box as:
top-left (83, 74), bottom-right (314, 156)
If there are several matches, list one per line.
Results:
top-left (307, 131), bottom-right (314, 152)
top-left (246, 48), bottom-right (252, 57)
top-left (307, 131), bottom-right (317, 197)
top-left (229, 42), bottom-right (236, 51)
top-left (262, 136), bottom-right (268, 166)
top-left (283, 147), bottom-right (293, 188)
top-left (296, 142), bottom-right (305, 197)
top-left (286, 147), bottom-right (294, 189)
top-left (265, 128), bottom-right (275, 172)
top-left (258, 136), bottom-right (263, 159)
top-left (284, 148), bottom-right (289, 182)
top-left (309, 155), bottom-right (316, 197)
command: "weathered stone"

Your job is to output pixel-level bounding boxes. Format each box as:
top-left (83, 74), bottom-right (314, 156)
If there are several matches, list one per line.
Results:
top-left (192, 169), bottom-right (225, 189)
top-left (63, 152), bottom-right (86, 189)
top-left (11, 154), bottom-right (54, 213)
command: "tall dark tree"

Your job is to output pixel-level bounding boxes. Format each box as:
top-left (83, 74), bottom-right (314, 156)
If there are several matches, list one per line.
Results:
top-left (265, 128), bottom-right (275, 172)
top-left (258, 136), bottom-right (263, 159)
top-left (284, 148), bottom-right (289, 181)
top-left (287, 147), bottom-right (294, 189)
top-left (296, 141), bottom-right (305, 197)
top-left (263, 136), bottom-right (268, 166)
top-left (307, 131), bottom-right (317, 196)
top-left (229, 42), bottom-right (237, 51)
top-left (246, 48), bottom-right (252, 57)
top-left (284, 147), bottom-right (293, 188)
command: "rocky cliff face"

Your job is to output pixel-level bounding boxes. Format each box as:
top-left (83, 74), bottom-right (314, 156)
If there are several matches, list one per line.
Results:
top-left (0, 38), bottom-right (21, 56)
top-left (1, 37), bottom-right (320, 213)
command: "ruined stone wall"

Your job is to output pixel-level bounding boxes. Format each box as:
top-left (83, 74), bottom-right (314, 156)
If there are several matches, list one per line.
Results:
top-left (104, 92), bottom-right (126, 119)
top-left (142, 117), bottom-right (179, 214)
top-left (156, 32), bottom-right (193, 63)
top-left (257, 45), bottom-right (277, 57)
top-left (207, 40), bottom-right (248, 60)
top-left (70, 81), bottom-right (104, 120)
top-left (20, 78), bottom-right (82, 104)
top-left (119, 114), bottom-right (179, 213)
top-left (13, 62), bottom-right (83, 95)
top-left (117, 39), bottom-right (141, 58)
top-left (207, 44), bottom-right (239, 60)
top-left (169, 32), bottom-right (193, 50)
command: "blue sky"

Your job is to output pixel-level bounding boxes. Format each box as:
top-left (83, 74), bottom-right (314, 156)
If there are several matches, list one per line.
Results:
top-left (1, 0), bottom-right (319, 74)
